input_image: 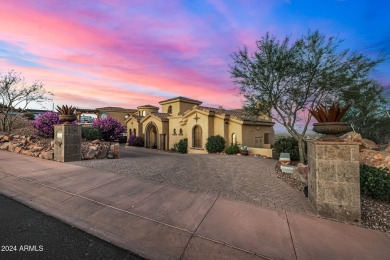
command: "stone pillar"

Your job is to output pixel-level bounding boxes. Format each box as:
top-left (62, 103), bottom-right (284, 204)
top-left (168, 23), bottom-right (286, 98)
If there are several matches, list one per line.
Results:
top-left (307, 140), bottom-right (360, 224)
top-left (54, 124), bottom-right (81, 162)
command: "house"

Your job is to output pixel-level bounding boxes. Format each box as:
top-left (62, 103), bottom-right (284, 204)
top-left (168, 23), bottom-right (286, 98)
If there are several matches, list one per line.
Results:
top-left (96, 107), bottom-right (137, 125)
top-left (126, 96), bottom-right (275, 157)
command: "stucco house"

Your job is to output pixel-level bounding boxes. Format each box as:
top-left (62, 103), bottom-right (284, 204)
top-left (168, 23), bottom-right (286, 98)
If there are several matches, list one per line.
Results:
top-left (126, 96), bottom-right (275, 157)
top-left (96, 107), bottom-right (137, 125)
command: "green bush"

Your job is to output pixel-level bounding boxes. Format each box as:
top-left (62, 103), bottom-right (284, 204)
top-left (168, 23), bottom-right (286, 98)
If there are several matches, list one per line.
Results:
top-left (174, 138), bottom-right (188, 154)
top-left (82, 127), bottom-right (102, 140)
top-left (360, 165), bottom-right (390, 201)
top-left (274, 136), bottom-right (300, 160)
top-left (205, 135), bottom-right (225, 153)
top-left (225, 144), bottom-right (240, 155)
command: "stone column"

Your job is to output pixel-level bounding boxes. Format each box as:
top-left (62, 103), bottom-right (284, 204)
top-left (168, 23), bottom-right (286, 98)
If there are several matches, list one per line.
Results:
top-left (54, 124), bottom-right (81, 162)
top-left (307, 140), bottom-right (360, 224)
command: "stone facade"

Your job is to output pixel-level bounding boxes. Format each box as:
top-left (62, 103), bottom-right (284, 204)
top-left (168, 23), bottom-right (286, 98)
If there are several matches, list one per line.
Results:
top-left (54, 124), bottom-right (82, 162)
top-left (308, 140), bottom-right (361, 223)
top-left (126, 96), bottom-right (275, 156)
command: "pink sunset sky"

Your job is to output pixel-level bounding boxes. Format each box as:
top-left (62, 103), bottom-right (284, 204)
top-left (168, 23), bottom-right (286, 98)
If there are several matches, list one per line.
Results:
top-left (0, 0), bottom-right (389, 111)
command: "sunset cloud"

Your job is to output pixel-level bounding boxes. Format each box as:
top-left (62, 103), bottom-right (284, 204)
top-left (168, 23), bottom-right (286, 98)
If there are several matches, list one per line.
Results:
top-left (0, 0), bottom-right (388, 113)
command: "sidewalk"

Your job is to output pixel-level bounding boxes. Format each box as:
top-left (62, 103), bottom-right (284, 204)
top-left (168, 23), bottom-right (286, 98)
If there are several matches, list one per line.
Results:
top-left (0, 150), bottom-right (389, 260)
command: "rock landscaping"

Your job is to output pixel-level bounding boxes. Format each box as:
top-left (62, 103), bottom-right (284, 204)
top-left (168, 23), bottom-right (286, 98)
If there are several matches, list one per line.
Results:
top-left (0, 132), bottom-right (120, 160)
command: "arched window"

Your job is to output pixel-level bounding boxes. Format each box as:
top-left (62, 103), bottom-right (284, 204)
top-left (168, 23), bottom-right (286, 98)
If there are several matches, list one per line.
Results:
top-left (133, 128), bottom-right (136, 136)
top-left (142, 110), bottom-right (146, 116)
top-left (168, 105), bottom-right (172, 114)
top-left (173, 128), bottom-right (177, 135)
top-left (179, 128), bottom-right (183, 135)
top-left (193, 125), bottom-right (202, 148)
top-left (232, 133), bottom-right (237, 145)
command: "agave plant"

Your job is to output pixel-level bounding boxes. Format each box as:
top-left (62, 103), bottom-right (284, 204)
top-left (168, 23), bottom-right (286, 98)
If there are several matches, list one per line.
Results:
top-left (56, 105), bottom-right (76, 116)
top-left (309, 103), bottom-right (351, 123)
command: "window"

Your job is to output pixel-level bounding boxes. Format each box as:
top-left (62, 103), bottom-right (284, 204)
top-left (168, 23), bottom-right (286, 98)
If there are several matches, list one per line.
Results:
top-left (101, 113), bottom-right (107, 119)
top-left (179, 128), bottom-right (183, 135)
top-left (193, 125), bottom-right (202, 148)
top-left (173, 128), bottom-right (177, 135)
top-left (232, 133), bottom-right (237, 145)
top-left (168, 105), bottom-right (172, 114)
top-left (133, 128), bottom-right (136, 136)
top-left (142, 110), bottom-right (146, 116)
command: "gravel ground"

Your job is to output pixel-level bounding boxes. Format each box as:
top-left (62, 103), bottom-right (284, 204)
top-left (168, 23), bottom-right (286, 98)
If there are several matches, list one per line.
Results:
top-left (276, 162), bottom-right (390, 233)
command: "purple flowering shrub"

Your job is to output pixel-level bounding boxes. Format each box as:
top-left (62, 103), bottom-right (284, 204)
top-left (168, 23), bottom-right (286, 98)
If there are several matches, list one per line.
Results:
top-left (31, 112), bottom-right (61, 137)
top-left (92, 116), bottom-right (124, 141)
top-left (127, 135), bottom-right (144, 147)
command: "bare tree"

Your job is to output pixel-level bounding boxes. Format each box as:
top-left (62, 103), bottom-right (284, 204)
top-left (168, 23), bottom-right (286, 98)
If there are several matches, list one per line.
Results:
top-left (0, 70), bottom-right (52, 131)
top-left (230, 31), bottom-right (385, 163)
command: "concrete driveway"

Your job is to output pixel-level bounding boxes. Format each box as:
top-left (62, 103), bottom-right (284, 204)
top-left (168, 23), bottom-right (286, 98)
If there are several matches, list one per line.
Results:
top-left (72, 145), bottom-right (313, 215)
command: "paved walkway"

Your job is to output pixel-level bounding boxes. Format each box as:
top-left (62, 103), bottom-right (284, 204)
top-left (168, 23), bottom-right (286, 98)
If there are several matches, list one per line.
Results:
top-left (0, 150), bottom-right (389, 260)
top-left (72, 146), bottom-right (314, 215)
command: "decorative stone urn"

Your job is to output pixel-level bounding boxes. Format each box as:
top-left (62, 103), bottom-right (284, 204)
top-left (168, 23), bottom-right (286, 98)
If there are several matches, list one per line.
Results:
top-left (313, 122), bottom-right (352, 140)
top-left (59, 115), bottom-right (77, 124)
top-left (309, 103), bottom-right (352, 140)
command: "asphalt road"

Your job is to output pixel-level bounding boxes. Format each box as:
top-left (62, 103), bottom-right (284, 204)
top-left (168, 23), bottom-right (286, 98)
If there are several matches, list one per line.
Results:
top-left (0, 195), bottom-right (145, 260)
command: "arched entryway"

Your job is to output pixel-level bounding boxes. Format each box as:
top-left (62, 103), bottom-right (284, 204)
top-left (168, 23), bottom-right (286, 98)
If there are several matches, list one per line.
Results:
top-left (145, 122), bottom-right (159, 149)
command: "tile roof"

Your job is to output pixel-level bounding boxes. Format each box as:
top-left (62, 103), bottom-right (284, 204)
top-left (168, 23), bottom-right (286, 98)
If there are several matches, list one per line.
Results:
top-left (130, 115), bottom-right (144, 120)
top-left (137, 104), bottom-right (159, 109)
top-left (150, 112), bottom-right (170, 120)
top-left (96, 107), bottom-right (137, 112)
top-left (159, 96), bottom-right (202, 104)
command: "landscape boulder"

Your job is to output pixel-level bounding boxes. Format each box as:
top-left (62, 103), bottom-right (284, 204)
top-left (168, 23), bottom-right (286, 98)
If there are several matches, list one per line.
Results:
top-left (360, 138), bottom-right (379, 150)
top-left (340, 132), bottom-right (362, 143)
top-left (292, 163), bottom-right (308, 185)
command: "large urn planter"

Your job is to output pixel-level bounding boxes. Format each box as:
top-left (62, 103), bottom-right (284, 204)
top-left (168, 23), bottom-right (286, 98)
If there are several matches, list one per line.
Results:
top-left (240, 150), bottom-right (249, 156)
top-left (309, 103), bottom-right (353, 141)
top-left (313, 122), bottom-right (352, 135)
top-left (59, 115), bottom-right (77, 124)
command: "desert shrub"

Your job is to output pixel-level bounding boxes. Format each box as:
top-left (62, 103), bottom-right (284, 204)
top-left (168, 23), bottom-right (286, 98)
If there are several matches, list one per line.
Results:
top-left (174, 138), bottom-right (188, 154)
top-left (82, 127), bottom-right (101, 140)
top-left (23, 112), bottom-right (35, 120)
top-left (31, 112), bottom-right (61, 137)
top-left (360, 165), bottom-right (390, 201)
top-left (92, 116), bottom-right (124, 141)
top-left (274, 136), bottom-right (300, 160)
top-left (127, 135), bottom-right (144, 147)
top-left (205, 135), bottom-right (225, 153)
top-left (225, 144), bottom-right (240, 155)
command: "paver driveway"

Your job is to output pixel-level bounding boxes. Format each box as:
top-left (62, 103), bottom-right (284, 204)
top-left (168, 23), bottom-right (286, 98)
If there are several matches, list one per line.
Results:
top-left (72, 146), bottom-right (313, 215)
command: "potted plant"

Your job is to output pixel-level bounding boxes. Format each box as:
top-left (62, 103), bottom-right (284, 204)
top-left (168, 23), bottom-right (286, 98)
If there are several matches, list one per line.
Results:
top-left (308, 103), bottom-right (352, 140)
top-left (240, 146), bottom-right (249, 156)
top-left (56, 105), bottom-right (77, 124)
